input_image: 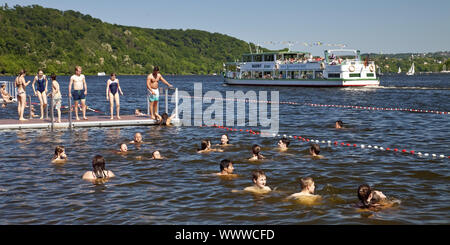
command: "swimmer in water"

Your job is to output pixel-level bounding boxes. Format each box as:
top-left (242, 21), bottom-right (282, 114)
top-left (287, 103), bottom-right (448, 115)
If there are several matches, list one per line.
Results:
top-left (277, 137), bottom-right (290, 151)
top-left (129, 133), bottom-right (143, 144)
top-left (51, 146), bottom-right (67, 164)
top-left (309, 143), bottom-right (324, 159)
top-left (357, 184), bottom-right (393, 211)
top-left (216, 159), bottom-right (236, 177)
top-left (151, 150), bottom-right (165, 159)
top-left (335, 120), bottom-right (343, 129)
top-left (218, 134), bottom-right (231, 146)
top-left (249, 144), bottom-right (265, 161)
top-left (197, 139), bottom-right (223, 153)
top-left (135, 109), bottom-right (146, 116)
top-left (158, 112), bottom-right (176, 126)
top-left (243, 170), bottom-right (271, 194)
top-left (82, 155), bottom-right (115, 181)
top-left (288, 177), bottom-right (321, 202)
top-left (117, 143), bottom-right (128, 154)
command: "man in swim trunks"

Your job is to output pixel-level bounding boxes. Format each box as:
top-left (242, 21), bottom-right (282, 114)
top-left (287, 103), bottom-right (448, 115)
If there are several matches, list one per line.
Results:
top-left (146, 66), bottom-right (173, 120)
top-left (69, 66), bottom-right (88, 120)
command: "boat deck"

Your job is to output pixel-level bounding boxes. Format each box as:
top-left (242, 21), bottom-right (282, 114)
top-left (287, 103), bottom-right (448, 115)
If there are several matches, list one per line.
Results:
top-left (0, 115), bottom-right (159, 130)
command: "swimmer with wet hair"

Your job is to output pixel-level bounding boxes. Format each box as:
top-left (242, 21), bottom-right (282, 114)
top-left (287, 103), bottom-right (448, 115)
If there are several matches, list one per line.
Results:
top-left (357, 184), bottom-right (389, 210)
top-left (288, 177), bottom-right (321, 202)
top-left (197, 139), bottom-right (223, 153)
top-left (335, 120), bottom-right (343, 129)
top-left (309, 143), bottom-right (324, 159)
top-left (277, 137), bottom-right (290, 151)
top-left (151, 150), bottom-right (165, 159)
top-left (135, 109), bottom-right (146, 116)
top-left (216, 159), bottom-right (236, 177)
top-left (82, 155), bottom-right (115, 181)
top-left (117, 143), bottom-right (128, 154)
top-left (219, 134), bottom-right (230, 146)
top-left (243, 170), bottom-right (271, 194)
top-left (249, 144), bottom-right (265, 161)
top-left (51, 146), bottom-right (67, 164)
top-left (129, 132), bottom-right (143, 144)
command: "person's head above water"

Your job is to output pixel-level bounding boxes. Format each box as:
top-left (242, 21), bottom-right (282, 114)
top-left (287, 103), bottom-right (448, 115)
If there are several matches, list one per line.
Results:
top-left (220, 134), bottom-right (230, 145)
top-left (198, 140), bottom-right (211, 151)
top-left (357, 184), bottom-right (372, 207)
top-left (53, 146), bottom-right (66, 160)
top-left (300, 177), bottom-right (315, 194)
top-left (278, 137), bottom-right (290, 149)
top-left (120, 143), bottom-right (128, 152)
top-left (92, 155), bottom-right (106, 178)
top-left (252, 144), bottom-right (261, 155)
top-left (335, 120), bottom-right (343, 129)
top-left (252, 170), bottom-right (267, 189)
top-left (134, 133), bottom-right (143, 143)
top-left (152, 150), bottom-right (162, 159)
top-left (219, 159), bottom-right (234, 174)
top-left (310, 143), bottom-right (321, 156)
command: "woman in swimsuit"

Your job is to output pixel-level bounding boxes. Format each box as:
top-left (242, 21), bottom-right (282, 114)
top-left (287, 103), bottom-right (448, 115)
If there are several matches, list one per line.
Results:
top-left (82, 155), bottom-right (115, 182)
top-left (32, 69), bottom-right (48, 119)
top-left (15, 69), bottom-right (31, 121)
top-left (106, 73), bottom-right (124, 119)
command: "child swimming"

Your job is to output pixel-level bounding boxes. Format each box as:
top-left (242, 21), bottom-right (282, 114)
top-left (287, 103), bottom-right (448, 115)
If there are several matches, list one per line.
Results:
top-left (277, 137), bottom-right (290, 151)
top-left (249, 144), bottom-right (265, 161)
top-left (218, 134), bottom-right (231, 146)
top-left (129, 133), bottom-right (143, 144)
top-left (197, 139), bottom-right (223, 153)
top-left (243, 170), bottom-right (271, 194)
top-left (335, 120), bottom-right (344, 129)
top-left (51, 146), bottom-right (67, 164)
top-left (151, 150), bottom-right (165, 160)
top-left (82, 155), bottom-right (115, 181)
top-left (357, 184), bottom-right (394, 211)
top-left (288, 177), bottom-right (321, 204)
top-left (117, 143), bottom-right (128, 154)
top-left (216, 159), bottom-right (236, 177)
top-left (309, 143), bottom-right (324, 159)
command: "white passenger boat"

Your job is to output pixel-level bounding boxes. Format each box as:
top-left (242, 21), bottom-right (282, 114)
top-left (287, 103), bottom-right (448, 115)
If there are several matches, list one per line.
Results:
top-left (224, 49), bottom-right (380, 87)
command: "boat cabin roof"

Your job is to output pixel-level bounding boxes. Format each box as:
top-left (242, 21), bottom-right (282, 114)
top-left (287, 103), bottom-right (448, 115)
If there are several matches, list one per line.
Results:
top-left (242, 51), bottom-right (310, 57)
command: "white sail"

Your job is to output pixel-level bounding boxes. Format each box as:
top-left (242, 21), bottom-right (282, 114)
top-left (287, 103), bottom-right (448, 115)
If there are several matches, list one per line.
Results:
top-left (398, 67), bottom-right (401, 73)
top-left (406, 62), bottom-right (415, 75)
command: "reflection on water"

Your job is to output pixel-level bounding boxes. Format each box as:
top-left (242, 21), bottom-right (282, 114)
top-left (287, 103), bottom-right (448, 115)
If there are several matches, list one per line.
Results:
top-left (0, 74), bottom-right (449, 224)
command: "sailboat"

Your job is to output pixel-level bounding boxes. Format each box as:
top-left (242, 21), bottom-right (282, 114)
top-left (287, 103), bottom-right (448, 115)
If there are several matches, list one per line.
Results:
top-left (398, 67), bottom-right (401, 74)
top-left (406, 62), bottom-right (415, 76)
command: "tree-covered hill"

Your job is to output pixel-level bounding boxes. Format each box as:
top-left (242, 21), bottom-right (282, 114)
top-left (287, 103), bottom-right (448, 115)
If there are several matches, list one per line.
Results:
top-left (0, 4), bottom-right (261, 75)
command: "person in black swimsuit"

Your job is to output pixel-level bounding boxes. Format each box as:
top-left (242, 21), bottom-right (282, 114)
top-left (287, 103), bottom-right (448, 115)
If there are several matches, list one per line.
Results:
top-left (106, 73), bottom-right (124, 119)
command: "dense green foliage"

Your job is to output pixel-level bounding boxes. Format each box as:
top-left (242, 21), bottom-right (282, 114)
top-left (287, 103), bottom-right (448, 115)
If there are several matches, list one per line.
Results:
top-left (362, 52), bottom-right (450, 74)
top-left (0, 4), bottom-right (262, 75)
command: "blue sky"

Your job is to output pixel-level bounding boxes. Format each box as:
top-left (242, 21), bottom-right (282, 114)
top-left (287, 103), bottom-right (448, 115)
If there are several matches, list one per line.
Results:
top-left (1, 0), bottom-right (449, 55)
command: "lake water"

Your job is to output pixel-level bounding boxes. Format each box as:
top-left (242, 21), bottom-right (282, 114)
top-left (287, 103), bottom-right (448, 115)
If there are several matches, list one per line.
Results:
top-left (0, 74), bottom-right (449, 224)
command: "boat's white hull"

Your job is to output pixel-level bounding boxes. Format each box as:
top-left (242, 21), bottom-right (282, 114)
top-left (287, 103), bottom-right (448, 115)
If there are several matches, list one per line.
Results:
top-left (224, 78), bottom-right (380, 87)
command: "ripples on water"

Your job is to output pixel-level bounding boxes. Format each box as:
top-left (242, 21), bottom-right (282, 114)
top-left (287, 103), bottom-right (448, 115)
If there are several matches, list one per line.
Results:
top-left (0, 74), bottom-right (449, 224)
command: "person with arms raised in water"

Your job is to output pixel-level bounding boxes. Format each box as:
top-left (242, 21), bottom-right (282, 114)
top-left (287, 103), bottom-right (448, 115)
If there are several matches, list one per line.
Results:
top-left (15, 69), bottom-right (31, 121)
top-left (69, 66), bottom-right (88, 120)
top-left (146, 66), bottom-right (173, 121)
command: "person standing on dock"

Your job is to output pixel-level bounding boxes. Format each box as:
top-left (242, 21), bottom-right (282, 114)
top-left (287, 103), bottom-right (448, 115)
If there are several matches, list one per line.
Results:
top-left (146, 66), bottom-right (173, 121)
top-left (15, 69), bottom-right (31, 121)
top-left (106, 73), bottom-right (124, 120)
top-left (32, 69), bottom-right (48, 119)
top-left (49, 74), bottom-right (62, 123)
top-left (69, 66), bottom-right (88, 120)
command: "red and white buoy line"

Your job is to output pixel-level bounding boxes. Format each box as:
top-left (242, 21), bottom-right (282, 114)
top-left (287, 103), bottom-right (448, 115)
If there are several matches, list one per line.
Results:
top-left (176, 95), bottom-right (449, 115)
top-left (197, 124), bottom-right (450, 161)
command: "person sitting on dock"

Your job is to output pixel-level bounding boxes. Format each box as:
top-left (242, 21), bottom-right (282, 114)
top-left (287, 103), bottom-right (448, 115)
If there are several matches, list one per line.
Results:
top-left (287, 177), bottom-right (321, 203)
top-left (146, 66), bottom-right (173, 121)
top-left (216, 159), bottom-right (236, 177)
top-left (309, 143), bottom-right (324, 159)
top-left (49, 74), bottom-right (62, 123)
top-left (151, 150), bottom-right (165, 160)
top-left (69, 66), bottom-right (88, 121)
top-left (197, 139), bottom-right (223, 153)
top-left (1, 83), bottom-right (13, 107)
top-left (243, 170), bottom-right (271, 194)
top-left (158, 112), bottom-right (176, 126)
top-left (51, 146), bottom-right (67, 164)
top-left (335, 120), bottom-right (343, 129)
top-left (129, 133), bottom-right (143, 144)
top-left (249, 144), bottom-right (265, 161)
top-left (106, 73), bottom-right (124, 120)
top-left (82, 155), bottom-right (115, 182)
top-left (277, 137), bottom-right (290, 151)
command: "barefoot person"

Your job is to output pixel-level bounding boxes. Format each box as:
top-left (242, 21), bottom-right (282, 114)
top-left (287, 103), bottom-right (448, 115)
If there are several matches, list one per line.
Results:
top-left (146, 66), bottom-right (173, 120)
top-left (15, 69), bottom-right (31, 121)
top-left (106, 73), bottom-right (124, 119)
top-left (32, 69), bottom-right (48, 119)
top-left (49, 74), bottom-right (62, 123)
top-left (1, 83), bottom-right (13, 108)
top-left (69, 66), bottom-right (88, 120)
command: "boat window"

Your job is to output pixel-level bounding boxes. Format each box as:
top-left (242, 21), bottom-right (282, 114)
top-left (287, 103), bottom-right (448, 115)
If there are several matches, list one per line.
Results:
top-left (366, 73), bottom-right (374, 77)
top-left (328, 73), bottom-right (340, 78)
top-left (349, 73), bottom-right (361, 78)
top-left (254, 55), bottom-right (262, 62)
top-left (263, 55), bottom-right (274, 62)
top-left (243, 55), bottom-right (252, 62)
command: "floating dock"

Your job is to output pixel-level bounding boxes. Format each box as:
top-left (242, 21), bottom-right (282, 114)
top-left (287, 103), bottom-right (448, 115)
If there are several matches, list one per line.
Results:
top-left (0, 115), bottom-right (160, 130)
